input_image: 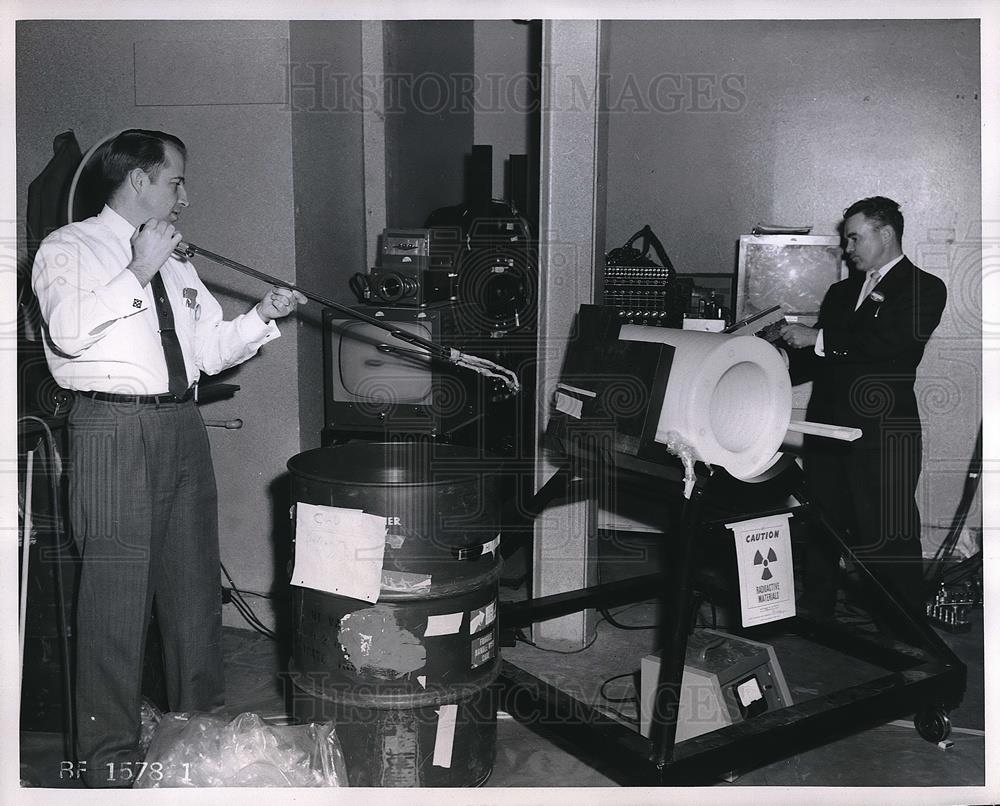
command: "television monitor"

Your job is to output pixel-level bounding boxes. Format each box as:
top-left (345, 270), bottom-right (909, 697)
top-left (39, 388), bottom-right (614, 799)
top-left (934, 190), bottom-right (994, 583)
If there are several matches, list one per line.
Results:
top-left (323, 304), bottom-right (516, 445)
top-left (734, 234), bottom-right (847, 326)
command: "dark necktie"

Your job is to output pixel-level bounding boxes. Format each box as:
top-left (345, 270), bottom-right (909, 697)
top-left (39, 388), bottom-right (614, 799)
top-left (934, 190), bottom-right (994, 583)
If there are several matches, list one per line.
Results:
top-left (150, 272), bottom-right (189, 398)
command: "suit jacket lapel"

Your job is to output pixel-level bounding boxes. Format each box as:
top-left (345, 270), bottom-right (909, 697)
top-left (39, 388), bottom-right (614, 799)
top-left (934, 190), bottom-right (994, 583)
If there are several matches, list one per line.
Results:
top-left (843, 272), bottom-right (867, 317)
top-left (855, 257), bottom-right (913, 315)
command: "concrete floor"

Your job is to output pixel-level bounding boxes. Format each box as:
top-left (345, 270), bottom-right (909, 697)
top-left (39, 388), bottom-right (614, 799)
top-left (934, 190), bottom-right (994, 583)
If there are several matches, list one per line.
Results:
top-left (19, 601), bottom-right (986, 799)
top-left (16, 540), bottom-right (988, 801)
top-left (493, 600), bottom-right (987, 789)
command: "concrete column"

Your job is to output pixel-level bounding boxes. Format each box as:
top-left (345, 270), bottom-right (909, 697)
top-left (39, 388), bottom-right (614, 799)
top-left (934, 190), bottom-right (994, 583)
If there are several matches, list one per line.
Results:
top-left (532, 20), bottom-right (609, 648)
top-left (361, 21), bottom-right (386, 269)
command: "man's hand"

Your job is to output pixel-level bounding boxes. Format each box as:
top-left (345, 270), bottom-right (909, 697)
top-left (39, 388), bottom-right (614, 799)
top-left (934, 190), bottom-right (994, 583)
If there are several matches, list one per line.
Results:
top-left (256, 287), bottom-right (308, 322)
top-left (128, 219), bottom-right (183, 286)
top-left (780, 323), bottom-right (819, 350)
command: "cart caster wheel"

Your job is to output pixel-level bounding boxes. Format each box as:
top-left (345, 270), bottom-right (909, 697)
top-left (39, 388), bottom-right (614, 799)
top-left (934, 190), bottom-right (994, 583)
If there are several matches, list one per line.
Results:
top-left (914, 706), bottom-right (951, 743)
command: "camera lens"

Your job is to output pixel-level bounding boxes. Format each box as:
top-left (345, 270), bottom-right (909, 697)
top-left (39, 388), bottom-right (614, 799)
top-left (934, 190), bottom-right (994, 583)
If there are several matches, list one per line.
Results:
top-left (375, 272), bottom-right (418, 303)
top-left (456, 248), bottom-right (536, 334)
top-left (481, 271), bottom-right (526, 322)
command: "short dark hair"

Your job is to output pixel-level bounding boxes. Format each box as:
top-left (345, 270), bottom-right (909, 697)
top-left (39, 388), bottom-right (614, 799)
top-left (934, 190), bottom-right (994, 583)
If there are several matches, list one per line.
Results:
top-left (100, 129), bottom-right (186, 199)
top-left (843, 196), bottom-right (904, 242)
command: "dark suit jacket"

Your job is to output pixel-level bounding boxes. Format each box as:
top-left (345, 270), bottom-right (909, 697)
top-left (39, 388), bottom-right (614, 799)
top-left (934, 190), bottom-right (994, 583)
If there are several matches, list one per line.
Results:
top-left (26, 130), bottom-right (82, 250)
top-left (788, 256), bottom-right (947, 447)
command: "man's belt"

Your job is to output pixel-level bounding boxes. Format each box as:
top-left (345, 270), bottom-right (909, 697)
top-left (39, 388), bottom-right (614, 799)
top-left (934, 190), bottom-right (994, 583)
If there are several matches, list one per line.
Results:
top-left (77, 386), bottom-right (197, 405)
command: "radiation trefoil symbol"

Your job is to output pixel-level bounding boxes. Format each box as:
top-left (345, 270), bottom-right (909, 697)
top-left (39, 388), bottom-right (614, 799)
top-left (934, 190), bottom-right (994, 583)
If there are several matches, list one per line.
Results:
top-left (754, 547), bottom-right (778, 580)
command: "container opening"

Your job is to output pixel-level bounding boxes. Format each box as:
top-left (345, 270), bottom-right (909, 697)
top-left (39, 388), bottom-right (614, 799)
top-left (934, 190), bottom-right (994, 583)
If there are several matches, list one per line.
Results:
top-left (709, 361), bottom-right (773, 453)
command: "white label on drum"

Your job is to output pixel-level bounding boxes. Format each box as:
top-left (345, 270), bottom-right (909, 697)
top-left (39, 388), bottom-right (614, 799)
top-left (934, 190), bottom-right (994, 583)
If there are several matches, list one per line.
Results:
top-left (424, 612), bottom-right (463, 636)
top-left (470, 629), bottom-right (496, 669)
top-left (469, 600), bottom-right (497, 634)
top-left (482, 534), bottom-right (500, 557)
top-left (432, 704), bottom-right (458, 768)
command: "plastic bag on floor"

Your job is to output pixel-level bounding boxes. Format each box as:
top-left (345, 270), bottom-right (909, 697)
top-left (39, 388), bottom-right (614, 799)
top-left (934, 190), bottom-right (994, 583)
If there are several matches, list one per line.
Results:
top-left (139, 698), bottom-right (163, 756)
top-left (134, 711), bottom-right (349, 787)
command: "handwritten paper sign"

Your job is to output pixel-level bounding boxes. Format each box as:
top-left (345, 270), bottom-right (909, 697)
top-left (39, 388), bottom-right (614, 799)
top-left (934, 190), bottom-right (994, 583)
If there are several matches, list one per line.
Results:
top-left (291, 502), bottom-right (387, 603)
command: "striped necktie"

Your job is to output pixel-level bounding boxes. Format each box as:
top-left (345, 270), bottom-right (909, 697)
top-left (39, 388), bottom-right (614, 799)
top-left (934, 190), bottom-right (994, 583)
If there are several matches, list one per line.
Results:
top-left (150, 272), bottom-right (189, 398)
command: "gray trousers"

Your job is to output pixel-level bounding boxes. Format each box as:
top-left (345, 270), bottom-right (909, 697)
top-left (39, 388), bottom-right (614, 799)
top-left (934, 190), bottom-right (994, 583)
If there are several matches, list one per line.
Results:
top-left (69, 395), bottom-right (225, 786)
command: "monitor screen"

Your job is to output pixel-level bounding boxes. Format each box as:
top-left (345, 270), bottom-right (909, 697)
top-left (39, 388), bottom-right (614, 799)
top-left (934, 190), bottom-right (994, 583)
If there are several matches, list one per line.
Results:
top-left (334, 319), bottom-right (434, 405)
top-left (324, 305), bottom-right (463, 437)
top-left (735, 235), bottom-right (846, 324)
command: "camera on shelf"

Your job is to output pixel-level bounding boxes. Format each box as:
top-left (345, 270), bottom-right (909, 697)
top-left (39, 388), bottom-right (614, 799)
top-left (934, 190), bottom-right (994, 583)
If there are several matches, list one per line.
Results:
top-left (358, 146), bottom-right (539, 339)
top-left (452, 236), bottom-right (536, 337)
top-left (363, 229), bottom-right (457, 308)
top-left (424, 203), bottom-right (537, 337)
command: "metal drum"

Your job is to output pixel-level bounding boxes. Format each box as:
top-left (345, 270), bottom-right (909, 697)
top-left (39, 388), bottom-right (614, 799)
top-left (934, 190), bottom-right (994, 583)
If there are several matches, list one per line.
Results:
top-left (287, 441), bottom-right (502, 787)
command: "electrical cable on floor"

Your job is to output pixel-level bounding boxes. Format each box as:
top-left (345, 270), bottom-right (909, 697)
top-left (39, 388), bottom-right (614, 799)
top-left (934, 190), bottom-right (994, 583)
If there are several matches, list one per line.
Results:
top-left (598, 671), bottom-right (639, 725)
top-left (231, 595), bottom-right (275, 640)
top-left (228, 591), bottom-right (265, 631)
top-left (228, 587), bottom-right (278, 599)
top-left (220, 561), bottom-right (277, 640)
top-left (593, 532), bottom-right (662, 631)
top-left (600, 606), bottom-right (657, 630)
top-left (515, 596), bottom-right (669, 653)
top-left (514, 626), bottom-right (600, 654)
top-left (227, 587), bottom-right (279, 639)
top-left (599, 671), bottom-right (636, 703)
top-left (233, 599), bottom-right (275, 639)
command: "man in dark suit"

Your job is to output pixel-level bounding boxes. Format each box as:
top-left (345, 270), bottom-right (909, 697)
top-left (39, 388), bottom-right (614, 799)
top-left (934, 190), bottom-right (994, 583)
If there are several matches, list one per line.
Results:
top-left (780, 196), bottom-right (947, 618)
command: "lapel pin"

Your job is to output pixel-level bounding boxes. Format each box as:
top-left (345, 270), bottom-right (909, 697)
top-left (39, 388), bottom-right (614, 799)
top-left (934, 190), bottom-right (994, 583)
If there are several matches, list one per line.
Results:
top-left (870, 290), bottom-right (885, 317)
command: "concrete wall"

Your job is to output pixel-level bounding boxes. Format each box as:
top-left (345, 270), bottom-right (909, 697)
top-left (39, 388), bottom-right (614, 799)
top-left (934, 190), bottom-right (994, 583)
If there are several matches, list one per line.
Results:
top-left (16, 20), bottom-right (301, 630)
top-left (474, 19), bottom-right (535, 199)
top-left (383, 20), bottom-right (475, 228)
top-left (289, 20), bottom-right (368, 451)
top-left (603, 19), bottom-right (982, 551)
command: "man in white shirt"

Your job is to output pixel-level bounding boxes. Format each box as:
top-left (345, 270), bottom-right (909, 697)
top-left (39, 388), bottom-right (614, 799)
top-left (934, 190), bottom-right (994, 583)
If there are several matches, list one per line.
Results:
top-left (780, 197), bottom-right (946, 623)
top-left (31, 129), bottom-right (306, 786)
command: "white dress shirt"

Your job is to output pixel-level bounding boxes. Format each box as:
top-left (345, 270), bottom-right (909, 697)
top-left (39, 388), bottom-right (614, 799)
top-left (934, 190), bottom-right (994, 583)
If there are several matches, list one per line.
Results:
top-left (31, 205), bottom-right (280, 395)
top-left (814, 254), bottom-right (905, 357)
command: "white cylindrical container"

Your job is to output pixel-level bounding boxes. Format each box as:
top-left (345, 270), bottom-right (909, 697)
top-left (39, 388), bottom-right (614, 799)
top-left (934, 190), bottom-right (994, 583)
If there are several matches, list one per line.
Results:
top-left (618, 327), bottom-right (792, 480)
